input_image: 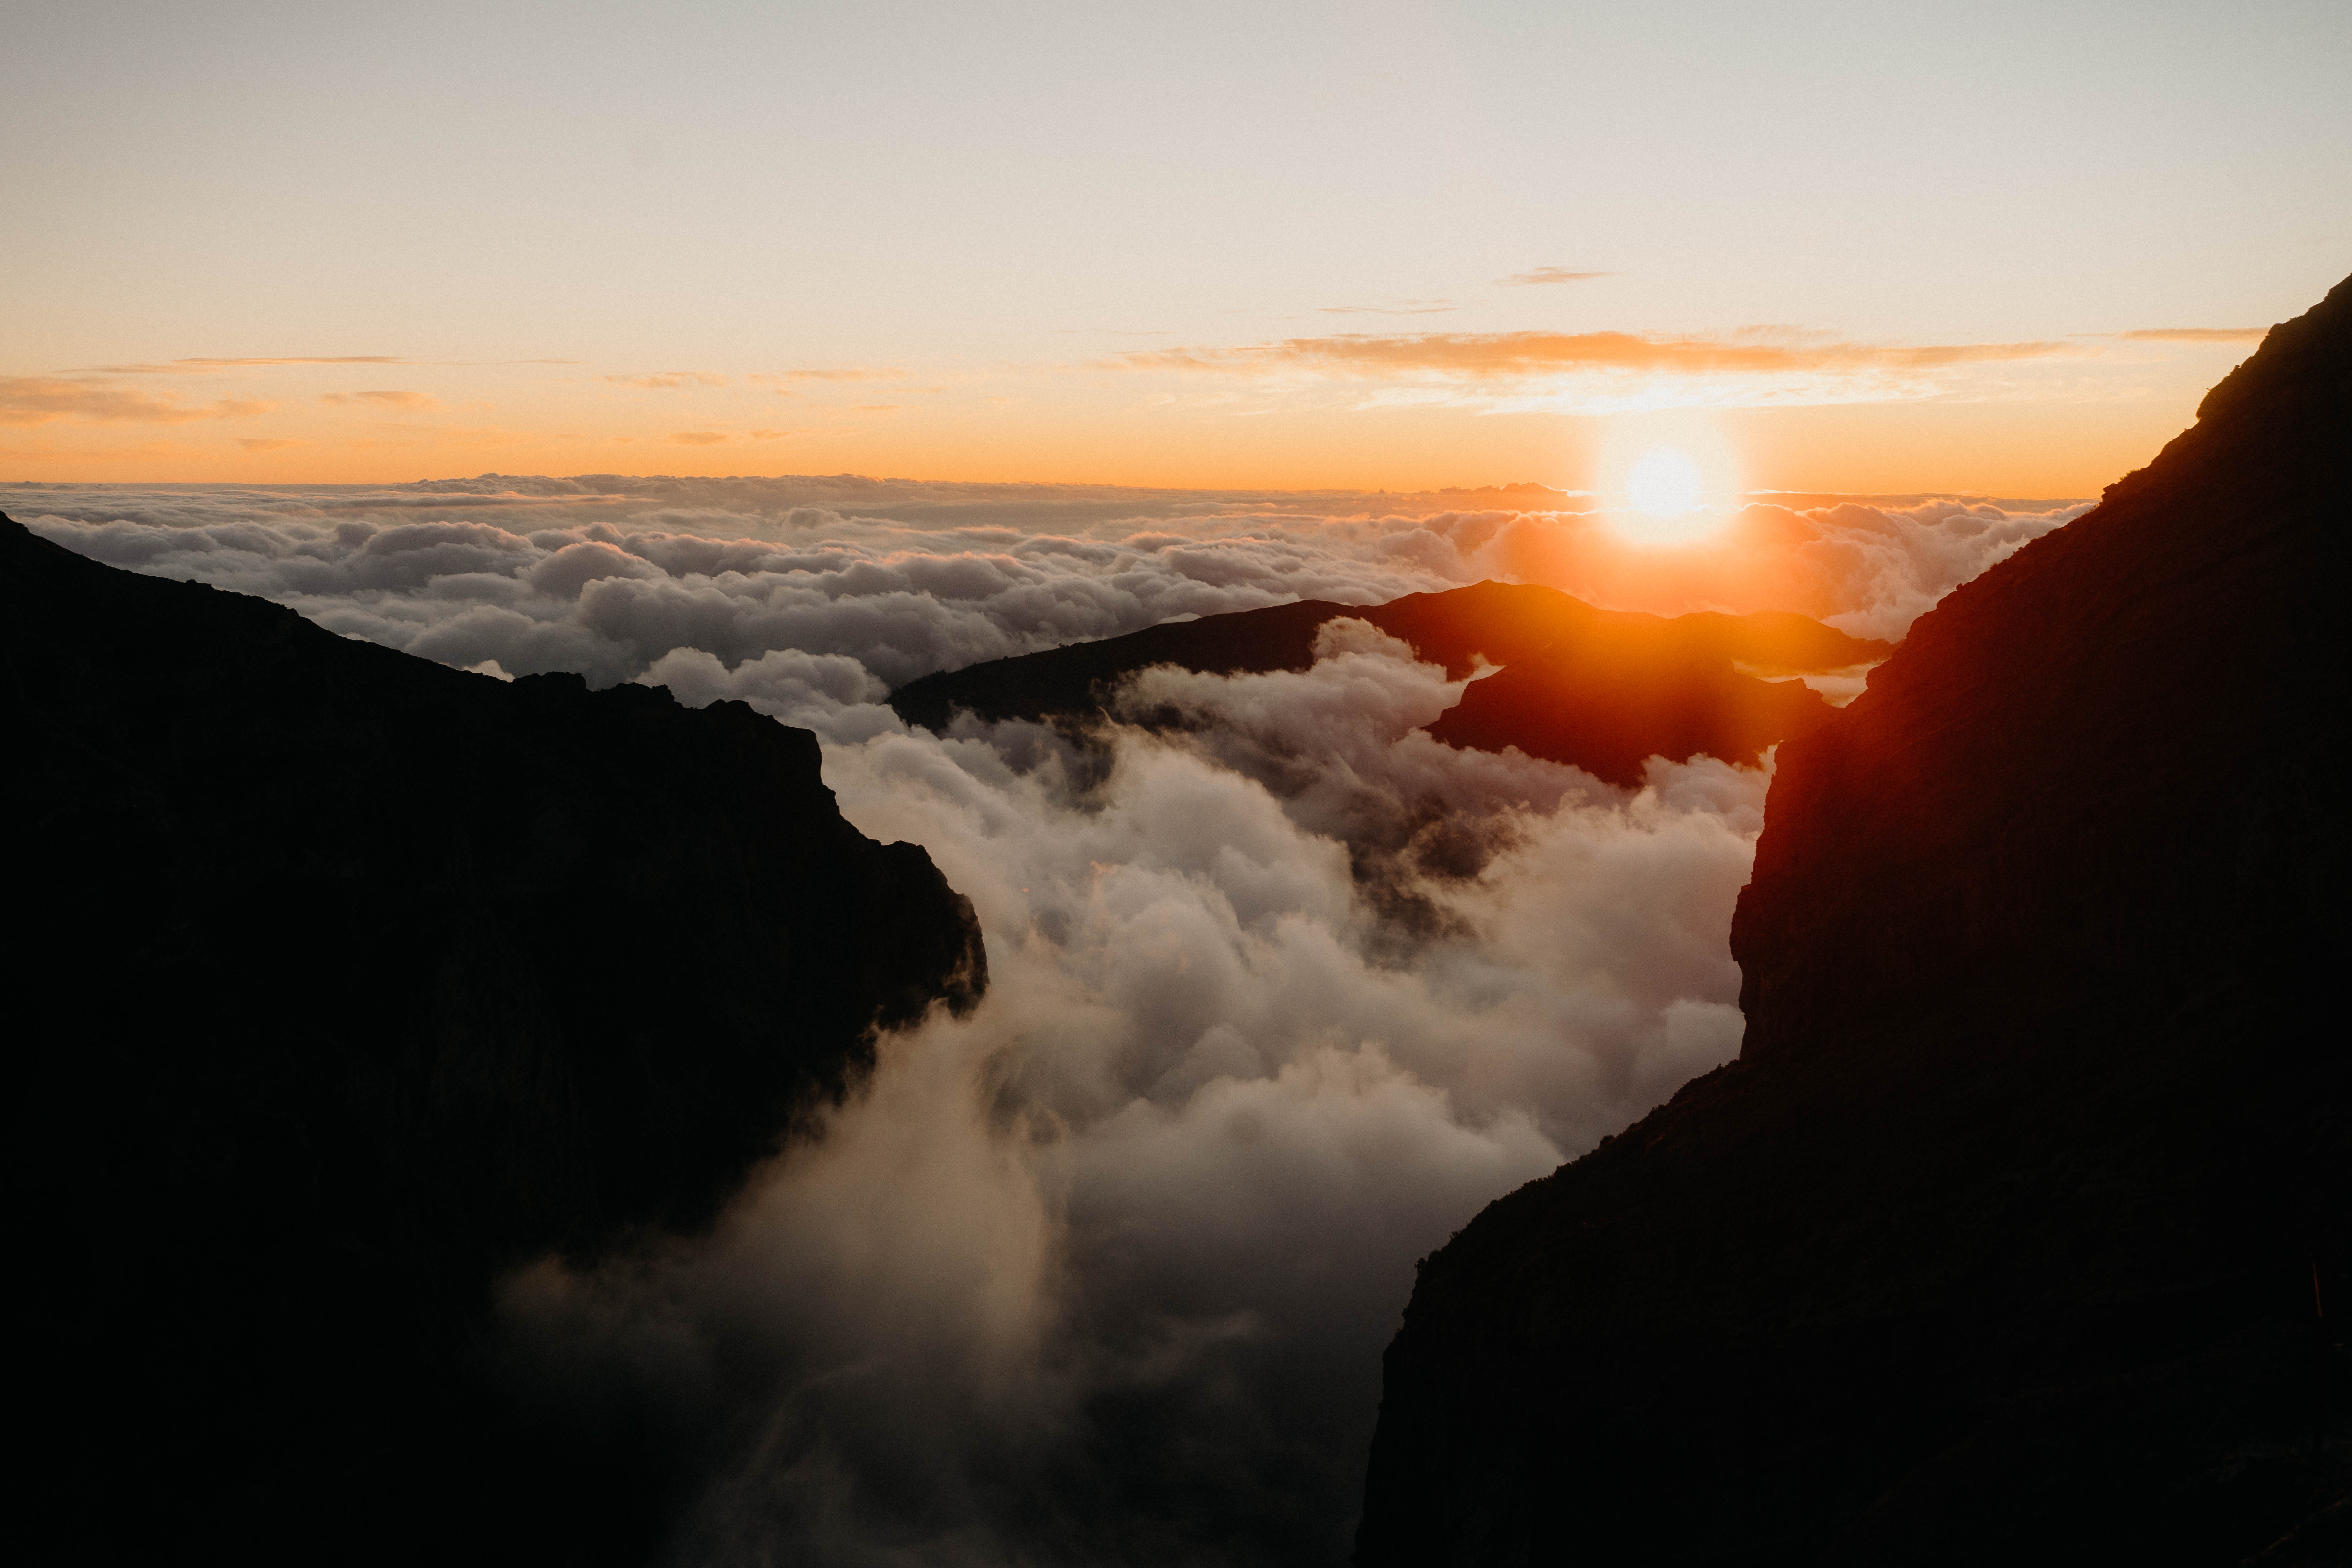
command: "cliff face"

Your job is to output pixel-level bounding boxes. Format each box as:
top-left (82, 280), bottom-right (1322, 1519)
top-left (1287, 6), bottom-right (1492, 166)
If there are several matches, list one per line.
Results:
top-left (891, 580), bottom-right (1885, 786)
top-left (5, 517), bottom-right (986, 1564)
top-left (1355, 278), bottom-right (2351, 1566)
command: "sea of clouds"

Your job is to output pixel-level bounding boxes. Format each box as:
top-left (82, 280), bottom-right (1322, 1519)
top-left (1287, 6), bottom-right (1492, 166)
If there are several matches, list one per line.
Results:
top-left (11, 474), bottom-right (2082, 1564)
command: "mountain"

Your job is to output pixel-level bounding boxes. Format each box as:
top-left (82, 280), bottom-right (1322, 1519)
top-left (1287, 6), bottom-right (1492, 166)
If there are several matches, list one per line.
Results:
top-left (890, 582), bottom-right (1887, 786)
top-left (4, 516), bottom-right (987, 1565)
top-left (1354, 278), bottom-right (2352, 1566)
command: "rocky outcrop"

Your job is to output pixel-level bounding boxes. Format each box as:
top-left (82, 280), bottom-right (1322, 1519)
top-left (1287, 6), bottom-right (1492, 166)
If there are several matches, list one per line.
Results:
top-left (890, 582), bottom-right (1885, 786)
top-left (5, 516), bottom-right (986, 1564)
top-left (1354, 278), bottom-right (2351, 1565)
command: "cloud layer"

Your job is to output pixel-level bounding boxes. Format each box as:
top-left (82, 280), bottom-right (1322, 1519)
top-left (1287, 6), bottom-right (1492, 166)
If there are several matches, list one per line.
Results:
top-left (508, 627), bottom-right (1765, 1564)
top-left (14, 474), bottom-right (2080, 707)
top-left (15, 473), bottom-right (2081, 1563)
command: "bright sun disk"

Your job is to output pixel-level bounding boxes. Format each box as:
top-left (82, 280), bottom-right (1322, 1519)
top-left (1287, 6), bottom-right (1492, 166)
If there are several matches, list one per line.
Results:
top-left (1626, 446), bottom-right (1704, 518)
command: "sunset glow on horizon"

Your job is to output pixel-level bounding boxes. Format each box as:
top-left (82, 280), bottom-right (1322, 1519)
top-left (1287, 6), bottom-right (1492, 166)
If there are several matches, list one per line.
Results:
top-left (6, 3), bottom-right (2344, 499)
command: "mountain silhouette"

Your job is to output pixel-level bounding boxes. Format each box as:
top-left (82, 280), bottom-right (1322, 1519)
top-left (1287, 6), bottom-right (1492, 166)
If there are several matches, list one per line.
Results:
top-left (5, 516), bottom-right (987, 1566)
top-left (1355, 277), bottom-right (2352, 1565)
top-left (891, 581), bottom-right (1887, 786)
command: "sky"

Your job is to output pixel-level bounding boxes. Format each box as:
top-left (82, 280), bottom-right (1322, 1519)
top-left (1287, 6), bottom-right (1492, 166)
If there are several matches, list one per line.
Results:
top-left (8, 6), bottom-right (2347, 1558)
top-left (6, 0), bottom-right (2347, 493)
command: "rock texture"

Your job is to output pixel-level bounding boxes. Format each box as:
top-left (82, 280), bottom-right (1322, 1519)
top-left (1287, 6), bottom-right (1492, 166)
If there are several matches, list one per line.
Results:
top-left (6, 516), bottom-right (986, 1565)
top-left (890, 581), bottom-right (1885, 786)
top-left (1354, 278), bottom-right (2351, 1567)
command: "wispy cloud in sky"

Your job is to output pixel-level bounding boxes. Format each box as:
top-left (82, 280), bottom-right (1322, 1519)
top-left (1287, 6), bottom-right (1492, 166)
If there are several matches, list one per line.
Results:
top-left (2112, 327), bottom-right (2270, 343)
top-left (1123, 329), bottom-right (2075, 378)
top-left (748, 368), bottom-right (901, 384)
top-left (321, 390), bottom-right (442, 410)
top-left (74, 356), bottom-right (409, 374)
top-left (1496, 267), bottom-right (1611, 286)
top-left (68, 357), bottom-right (582, 374)
top-left (607, 372), bottom-right (730, 389)
top-left (1112, 328), bottom-right (2088, 414)
top-left (1, 376), bottom-right (275, 426)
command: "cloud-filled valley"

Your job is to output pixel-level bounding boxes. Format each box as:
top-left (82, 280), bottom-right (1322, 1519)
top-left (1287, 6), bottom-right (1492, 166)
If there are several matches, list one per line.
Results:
top-left (17, 474), bottom-right (2085, 1563)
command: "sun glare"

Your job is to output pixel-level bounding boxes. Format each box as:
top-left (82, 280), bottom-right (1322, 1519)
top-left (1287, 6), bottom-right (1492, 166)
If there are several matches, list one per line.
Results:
top-left (1627, 446), bottom-right (1704, 518)
top-left (1604, 443), bottom-right (1731, 545)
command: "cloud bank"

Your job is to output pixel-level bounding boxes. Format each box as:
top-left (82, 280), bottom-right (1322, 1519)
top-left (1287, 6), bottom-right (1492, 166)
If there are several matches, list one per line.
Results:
top-left (509, 626), bottom-right (1765, 1565)
top-left (14, 473), bottom-right (2082, 1563)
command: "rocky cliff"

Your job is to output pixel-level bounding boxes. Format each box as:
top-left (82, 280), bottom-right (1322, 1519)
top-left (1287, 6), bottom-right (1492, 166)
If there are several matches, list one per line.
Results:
top-left (1354, 277), bottom-right (2351, 1566)
top-left (890, 581), bottom-right (1885, 786)
top-left (5, 516), bottom-right (986, 1564)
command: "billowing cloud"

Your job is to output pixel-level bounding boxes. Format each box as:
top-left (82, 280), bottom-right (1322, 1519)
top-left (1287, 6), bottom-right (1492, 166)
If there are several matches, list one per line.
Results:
top-left (14, 474), bottom-right (2078, 694)
top-left (607, 372), bottom-right (730, 389)
top-left (508, 627), bottom-right (1764, 1564)
top-left (320, 389), bottom-right (442, 409)
top-left (1496, 267), bottom-right (1611, 286)
top-left (18, 473), bottom-right (2080, 1563)
top-left (0, 377), bottom-right (274, 426)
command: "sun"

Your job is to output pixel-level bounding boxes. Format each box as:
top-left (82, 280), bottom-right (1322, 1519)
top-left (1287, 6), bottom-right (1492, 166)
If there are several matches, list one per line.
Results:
top-left (1608, 442), bottom-right (1732, 545)
top-left (1627, 446), bottom-right (1705, 518)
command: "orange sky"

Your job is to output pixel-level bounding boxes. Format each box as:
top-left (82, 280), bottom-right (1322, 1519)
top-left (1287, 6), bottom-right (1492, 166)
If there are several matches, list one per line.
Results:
top-left (0, 330), bottom-right (2270, 498)
top-left (5, 3), bottom-right (2343, 498)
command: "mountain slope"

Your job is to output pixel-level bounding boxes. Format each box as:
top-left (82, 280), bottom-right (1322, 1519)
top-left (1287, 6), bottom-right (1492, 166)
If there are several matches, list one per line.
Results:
top-left (1353, 278), bottom-right (2352, 1565)
top-left (890, 581), bottom-right (1885, 785)
top-left (5, 515), bottom-right (987, 1565)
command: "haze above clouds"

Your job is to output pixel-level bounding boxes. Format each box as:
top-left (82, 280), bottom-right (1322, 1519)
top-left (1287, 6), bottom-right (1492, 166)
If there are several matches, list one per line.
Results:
top-left (20, 477), bottom-right (2080, 1562)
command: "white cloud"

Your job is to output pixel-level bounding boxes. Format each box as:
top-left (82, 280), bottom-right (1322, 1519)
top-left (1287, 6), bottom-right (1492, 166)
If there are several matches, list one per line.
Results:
top-left (11, 476), bottom-right (2079, 707)
top-left (507, 637), bottom-right (1763, 1563)
top-left (9, 473), bottom-right (2080, 1563)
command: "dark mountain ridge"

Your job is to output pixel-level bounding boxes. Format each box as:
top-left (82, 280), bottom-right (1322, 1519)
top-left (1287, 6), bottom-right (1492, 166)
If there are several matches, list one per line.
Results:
top-left (5, 516), bottom-right (986, 1564)
top-left (890, 581), bottom-right (1887, 786)
top-left (1354, 277), bottom-right (2352, 1565)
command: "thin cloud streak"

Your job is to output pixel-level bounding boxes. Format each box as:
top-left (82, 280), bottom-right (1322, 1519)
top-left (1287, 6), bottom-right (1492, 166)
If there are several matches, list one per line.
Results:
top-left (0, 377), bottom-right (275, 426)
top-left (749, 368), bottom-right (902, 384)
top-left (1319, 303), bottom-right (1459, 316)
top-left (72, 356), bottom-right (408, 373)
top-left (607, 372), bottom-right (731, 389)
top-left (1118, 330), bottom-right (2077, 379)
top-left (67, 357), bottom-right (583, 374)
top-left (1108, 328), bottom-right (2091, 414)
top-left (321, 390), bottom-right (442, 410)
top-left (2113, 327), bottom-right (2270, 343)
top-left (1496, 268), bottom-right (1612, 286)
